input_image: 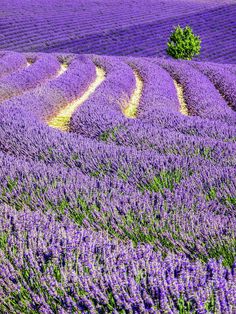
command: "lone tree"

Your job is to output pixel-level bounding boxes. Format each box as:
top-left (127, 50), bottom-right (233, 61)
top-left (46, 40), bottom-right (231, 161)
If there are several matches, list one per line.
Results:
top-left (166, 25), bottom-right (201, 60)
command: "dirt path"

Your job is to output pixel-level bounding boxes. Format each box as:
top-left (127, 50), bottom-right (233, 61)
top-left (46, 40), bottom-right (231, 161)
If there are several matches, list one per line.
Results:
top-left (48, 66), bottom-right (105, 131)
top-left (173, 79), bottom-right (188, 115)
top-left (123, 69), bottom-right (143, 118)
top-left (56, 63), bottom-right (68, 77)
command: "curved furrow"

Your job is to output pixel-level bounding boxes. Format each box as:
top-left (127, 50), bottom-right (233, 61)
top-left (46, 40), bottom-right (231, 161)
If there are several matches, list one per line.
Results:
top-left (1, 56), bottom-right (97, 123)
top-left (122, 68), bottom-right (143, 118)
top-left (191, 61), bottom-right (236, 112)
top-left (47, 66), bottom-right (105, 131)
top-left (0, 51), bottom-right (236, 314)
top-left (173, 80), bottom-right (188, 116)
top-left (69, 56), bottom-right (236, 146)
top-left (0, 51), bottom-right (27, 78)
top-left (69, 55), bottom-right (136, 136)
top-left (154, 59), bottom-right (236, 125)
top-left (0, 54), bottom-right (61, 103)
top-left (55, 62), bottom-right (68, 77)
top-left (118, 59), bottom-right (236, 143)
top-left (126, 58), bottom-right (180, 120)
top-left (69, 57), bottom-right (236, 156)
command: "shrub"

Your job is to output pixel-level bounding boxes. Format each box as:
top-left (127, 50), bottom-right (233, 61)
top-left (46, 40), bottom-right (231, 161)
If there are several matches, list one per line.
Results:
top-left (166, 25), bottom-right (201, 60)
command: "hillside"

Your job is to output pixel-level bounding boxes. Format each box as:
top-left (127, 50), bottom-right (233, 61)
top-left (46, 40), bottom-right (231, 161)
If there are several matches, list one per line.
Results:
top-left (0, 50), bottom-right (235, 312)
top-left (0, 0), bottom-right (236, 62)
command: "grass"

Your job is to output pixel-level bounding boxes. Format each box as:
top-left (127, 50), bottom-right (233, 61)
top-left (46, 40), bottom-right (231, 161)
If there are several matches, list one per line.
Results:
top-left (138, 169), bottom-right (183, 194)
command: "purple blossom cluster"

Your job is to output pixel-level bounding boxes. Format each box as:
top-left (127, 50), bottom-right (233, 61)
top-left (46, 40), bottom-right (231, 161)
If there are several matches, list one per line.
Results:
top-left (0, 52), bottom-right (27, 78)
top-left (0, 205), bottom-right (236, 313)
top-left (0, 54), bottom-right (60, 102)
top-left (0, 50), bottom-right (235, 312)
top-left (68, 57), bottom-right (236, 164)
top-left (2, 55), bottom-right (96, 121)
top-left (70, 55), bottom-right (135, 136)
top-left (153, 58), bottom-right (236, 125)
top-left (191, 61), bottom-right (236, 112)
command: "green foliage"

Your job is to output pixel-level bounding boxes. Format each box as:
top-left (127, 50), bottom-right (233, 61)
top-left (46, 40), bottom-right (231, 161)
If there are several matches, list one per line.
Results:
top-left (167, 25), bottom-right (201, 60)
top-left (177, 295), bottom-right (196, 314)
top-left (205, 187), bottom-right (217, 201)
top-left (207, 239), bottom-right (236, 268)
top-left (135, 269), bottom-right (145, 284)
top-left (0, 232), bottom-right (8, 250)
top-left (6, 176), bottom-right (18, 192)
top-left (53, 265), bottom-right (62, 282)
top-left (99, 125), bottom-right (124, 142)
top-left (205, 290), bottom-right (216, 313)
top-left (193, 146), bottom-right (212, 159)
top-left (138, 169), bottom-right (183, 194)
top-left (223, 195), bottom-right (236, 207)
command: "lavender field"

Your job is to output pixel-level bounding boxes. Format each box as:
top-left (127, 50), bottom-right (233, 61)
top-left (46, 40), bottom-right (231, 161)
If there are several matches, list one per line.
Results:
top-left (0, 1), bottom-right (236, 313)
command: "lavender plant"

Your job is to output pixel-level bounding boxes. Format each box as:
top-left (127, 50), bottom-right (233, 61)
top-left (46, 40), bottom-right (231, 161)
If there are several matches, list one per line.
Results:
top-left (0, 49), bottom-right (235, 313)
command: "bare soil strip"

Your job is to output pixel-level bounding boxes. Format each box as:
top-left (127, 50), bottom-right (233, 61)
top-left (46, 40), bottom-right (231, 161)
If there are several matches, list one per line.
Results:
top-left (47, 66), bottom-right (105, 131)
top-left (123, 69), bottom-right (143, 118)
top-left (173, 79), bottom-right (188, 115)
top-left (56, 63), bottom-right (68, 77)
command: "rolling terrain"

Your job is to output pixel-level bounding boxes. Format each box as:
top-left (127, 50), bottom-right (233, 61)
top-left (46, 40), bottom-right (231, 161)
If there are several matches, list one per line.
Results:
top-left (0, 0), bottom-right (236, 313)
top-left (0, 50), bottom-right (235, 312)
top-left (0, 0), bottom-right (235, 62)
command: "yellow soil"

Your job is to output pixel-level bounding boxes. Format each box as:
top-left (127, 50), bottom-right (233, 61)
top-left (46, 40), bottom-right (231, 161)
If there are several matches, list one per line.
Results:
top-left (47, 66), bottom-right (105, 131)
top-left (56, 63), bottom-right (68, 77)
top-left (173, 80), bottom-right (188, 115)
top-left (123, 69), bottom-right (143, 118)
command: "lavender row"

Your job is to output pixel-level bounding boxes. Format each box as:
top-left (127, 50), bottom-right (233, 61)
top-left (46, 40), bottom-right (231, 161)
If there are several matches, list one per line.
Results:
top-left (69, 55), bottom-right (236, 143)
top-left (191, 61), bottom-right (236, 112)
top-left (70, 56), bottom-right (188, 139)
top-left (0, 205), bottom-right (235, 313)
top-left (0, 54), bottom-right (60, 102)
top-left (138, 104), bottom-right (236, 143)
top-left (70, 55), bottom-right (135, 136)
top-left (0, 51), bottom-right (27, 78)
top-left (1, 105), bottom-right (236, 213)
top-left (1, 52), bottom-right (235, 146)
top-left (2, 55), bottom-right (96, 121)
top-left (198, 60), bottom-right (236, 77)
top-left (0, 150), bottom-right (235, 265)
top-left (153, 58), bottom-right (236, 125)
top-left (95, 119), bottom-right (236, 165)
top-left (127, 57), bottom-right (180, 117)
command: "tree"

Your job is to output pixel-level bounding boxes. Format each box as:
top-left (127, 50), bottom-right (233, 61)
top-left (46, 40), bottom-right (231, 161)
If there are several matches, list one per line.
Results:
top-left (166, 25), bottom-right (201, 60)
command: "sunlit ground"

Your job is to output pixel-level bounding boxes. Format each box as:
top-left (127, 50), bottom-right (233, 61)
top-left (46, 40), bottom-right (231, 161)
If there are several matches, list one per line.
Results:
top-left (123, 69), bottom-right (143, 118)
top-left (47, 66), bottom-right (105, 131)
top-left (56, 63), bottom-right (68, 77)
top-left (173, 79), bottom-right (188, 115)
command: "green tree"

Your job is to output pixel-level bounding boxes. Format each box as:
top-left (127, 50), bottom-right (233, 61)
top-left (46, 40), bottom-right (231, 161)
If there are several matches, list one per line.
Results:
top-left (166, 25), bottom-right (201, 60)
